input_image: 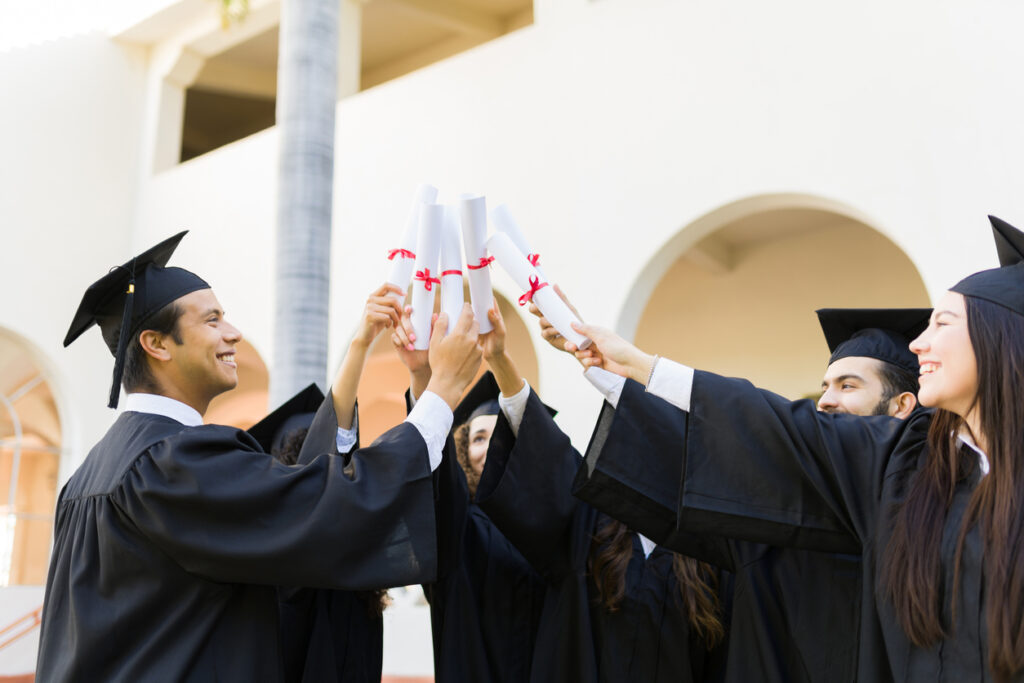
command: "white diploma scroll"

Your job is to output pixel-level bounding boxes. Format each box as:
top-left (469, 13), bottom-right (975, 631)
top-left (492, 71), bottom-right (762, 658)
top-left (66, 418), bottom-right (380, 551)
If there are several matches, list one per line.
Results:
top-left (485, 232), bottom-right (591, 349)
top-left (459, 194), bottom-right (494, 334)
top-left (410, 203), bottom-right (443, 350)
top-left (387, 183), bottom-right (439, 300)
top-left (489, 204), bottom-right (546, 280)
top-left (439, 205), bottom-right (464, 336)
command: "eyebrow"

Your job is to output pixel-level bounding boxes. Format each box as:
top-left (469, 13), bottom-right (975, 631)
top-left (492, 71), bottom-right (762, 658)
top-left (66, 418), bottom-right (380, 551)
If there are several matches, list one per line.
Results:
top-left (934, 309), bottom-right (960, 319)
top-left (823, 374), bottom-right (865, 386)
top-left (200, 308), bottom-right (224, 318)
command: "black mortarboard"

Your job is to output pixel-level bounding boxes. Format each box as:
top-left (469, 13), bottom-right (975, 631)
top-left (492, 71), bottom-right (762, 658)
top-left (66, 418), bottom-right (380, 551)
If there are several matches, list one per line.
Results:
top-left (63, 231), bottom-right (210, 408)
top-left (816, 307), bottom-right (932, 374)
top-left (950, 215), bottom-right (1024, 317)
top-left (247, 383), bottom-right (325, 456)
top-left (453, 372), bottom-right (500, 428)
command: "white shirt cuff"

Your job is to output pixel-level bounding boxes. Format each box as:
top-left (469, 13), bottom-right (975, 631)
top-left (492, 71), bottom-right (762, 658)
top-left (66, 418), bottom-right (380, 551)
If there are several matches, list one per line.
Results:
top-left (583, 367), bottom-right (626, 409)
top-left (498, 379), bottom-right (530, 437)
top-left (336, 427), bottom-right (357, 454)
top-left (405, 390), bottom-right (452, 471)
top-left (645, 357), bottom-right (695, 413)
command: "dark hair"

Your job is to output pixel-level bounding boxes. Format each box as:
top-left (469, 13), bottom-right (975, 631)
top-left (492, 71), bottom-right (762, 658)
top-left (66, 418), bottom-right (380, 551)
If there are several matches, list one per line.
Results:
top-left (881, 296), bottom-right (1024, 681)
top-left (453, 423), bottom-right (481, 498)
top-left (274, 427), bottom-right (390, 617)
top-left (121, 301), bottom-right (184, 393)
top-left (877, 361), bottom-right (920, 403)
top-left (588, 516), bottom-right (724, 648)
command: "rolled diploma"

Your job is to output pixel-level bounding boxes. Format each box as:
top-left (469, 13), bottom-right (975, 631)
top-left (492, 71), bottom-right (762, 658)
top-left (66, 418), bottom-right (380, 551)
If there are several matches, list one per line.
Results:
top-left (485, 232), bottom-right (591, 349)
top-left (489, 204), bottom-right (546, 280)
top-left (411, 204), bottom-right (443, 350)
top-left (439, 205), bottom-right (464, 336)
top-left (387, 183), bottom-right (439, 300)
top-left (459, 194), bottom-right (494, 334)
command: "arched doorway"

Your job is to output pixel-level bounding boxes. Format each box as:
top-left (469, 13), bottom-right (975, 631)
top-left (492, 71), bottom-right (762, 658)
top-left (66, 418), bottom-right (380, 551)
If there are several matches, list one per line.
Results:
top-left (204, 339), bottom-right (270, 429)
top-left (357, 290), bottom-right (540, 444)
top-left (629, 196), bottom-right (930, 400)
top-left (0, 329), bottom-right (63, 587)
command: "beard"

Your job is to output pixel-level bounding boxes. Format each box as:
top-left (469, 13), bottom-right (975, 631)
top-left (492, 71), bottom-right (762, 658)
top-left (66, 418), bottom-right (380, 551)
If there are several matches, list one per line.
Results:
top-left (870, 396), bottom-right (895, 416)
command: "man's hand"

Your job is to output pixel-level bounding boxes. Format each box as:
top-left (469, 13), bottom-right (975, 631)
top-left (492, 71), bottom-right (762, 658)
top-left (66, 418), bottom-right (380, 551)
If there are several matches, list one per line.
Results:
top-left (426, 304), bottom-right (483, 409)
top-left (569, 321), bottom-right (657, 386)
top-left (479, 299), bottom-right (507, 362)
top-left (529, 284), bottom-right (584, 359)
top-left (352, 284), bottom-right (404, 348)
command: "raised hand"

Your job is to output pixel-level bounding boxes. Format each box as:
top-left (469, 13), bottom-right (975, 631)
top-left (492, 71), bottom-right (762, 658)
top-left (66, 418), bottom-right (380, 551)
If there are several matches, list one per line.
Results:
top-left (391, 304), bottom-right (431, 374)
top-left (528, 284), bottom-right (579, 355)
top-left (353, 283), bottom-right (405, 349)
top-left (425, 304), bottom-right (483, 409)
top-left (569, 321), bottom-right (657, 386)
top-left (479, 299), bottom-right (507, 362)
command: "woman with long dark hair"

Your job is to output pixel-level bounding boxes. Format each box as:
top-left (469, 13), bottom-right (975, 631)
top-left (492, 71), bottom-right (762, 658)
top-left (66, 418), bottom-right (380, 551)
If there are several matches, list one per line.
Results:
top-left (467, 302), bottom-right (727, 682)
top-left (562, 215), bottom-right (1024, 682)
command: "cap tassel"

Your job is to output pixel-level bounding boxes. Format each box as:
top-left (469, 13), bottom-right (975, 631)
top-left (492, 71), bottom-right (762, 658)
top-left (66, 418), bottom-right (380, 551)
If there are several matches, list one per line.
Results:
top-left (108, 276), bottom-right (135, 409)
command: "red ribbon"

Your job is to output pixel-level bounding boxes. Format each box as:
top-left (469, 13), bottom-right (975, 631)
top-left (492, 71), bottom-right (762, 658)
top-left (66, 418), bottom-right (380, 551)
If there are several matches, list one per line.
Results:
top-left (528, 253), bottom-right (541, 267)
top-left (518, 275), bottom-right (549, 306)
top-left (441, 269), bottom-right (463, 277)
top-left (467, 255), bottom-right (495, 270)
top-left (415, 268), bottom-right (441, 292)
top-left (387, 248), bottom-right (416, 261)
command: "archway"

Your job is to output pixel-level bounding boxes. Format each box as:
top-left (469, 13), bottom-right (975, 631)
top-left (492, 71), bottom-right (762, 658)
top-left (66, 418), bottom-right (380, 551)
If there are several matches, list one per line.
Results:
top-left (0, 329), bottom-right (63, 586)
top-left (629, 196), bottom-right (930, 400)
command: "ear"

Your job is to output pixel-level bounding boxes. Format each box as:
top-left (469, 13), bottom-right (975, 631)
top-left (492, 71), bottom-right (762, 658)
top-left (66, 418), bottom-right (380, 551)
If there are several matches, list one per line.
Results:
top-left (138, 329), bottom-right (174, 362)
top-left (890, 391), bottom-right (917, 420)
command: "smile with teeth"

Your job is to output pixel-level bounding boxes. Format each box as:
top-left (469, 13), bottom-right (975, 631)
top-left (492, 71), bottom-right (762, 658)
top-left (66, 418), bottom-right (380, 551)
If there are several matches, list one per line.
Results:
top-left (920, 362), bottom-right (940, 375)
top-left (218, 353), bottom-right (237, 366)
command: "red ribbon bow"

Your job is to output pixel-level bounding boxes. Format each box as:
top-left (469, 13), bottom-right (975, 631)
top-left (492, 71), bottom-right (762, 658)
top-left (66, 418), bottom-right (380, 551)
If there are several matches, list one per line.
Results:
top-left (387, 248), bottom-right (416, 261)
top-left (518, 275), bottom-right (549, 306)
top-left (467, 255), bottom-right (495, 270)
top-left (528, 253), bottom-right (541, 267)
top-left (415, 268), bottom-right (441, 292)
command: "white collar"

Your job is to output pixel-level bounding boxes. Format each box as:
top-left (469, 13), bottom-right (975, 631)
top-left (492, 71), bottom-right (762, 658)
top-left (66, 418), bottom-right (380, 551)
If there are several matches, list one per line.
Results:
top-left (638, 533), bottom-right (657, 558)
top-left (957, 431), bottom-right (989, 476)
top-left (122, 393), bottom-right (204, 427)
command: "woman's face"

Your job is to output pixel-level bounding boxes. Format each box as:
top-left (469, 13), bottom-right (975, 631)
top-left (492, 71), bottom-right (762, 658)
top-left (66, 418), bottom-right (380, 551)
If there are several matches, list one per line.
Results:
top-left (467, 414), bottom-right (497, 478)
top-left (909, 291), bottom-right (978, 417)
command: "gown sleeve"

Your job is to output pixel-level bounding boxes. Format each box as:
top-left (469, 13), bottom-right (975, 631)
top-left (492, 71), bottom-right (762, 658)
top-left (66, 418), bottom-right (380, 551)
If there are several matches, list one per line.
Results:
top-left (113, 391), bottom-right (438, 590)
top-left (677, 370), bottom-right (930, 551)
top-left (573, 379), bottom-right (737, 569)
top-left (474, 389), bottom-right (584, 581)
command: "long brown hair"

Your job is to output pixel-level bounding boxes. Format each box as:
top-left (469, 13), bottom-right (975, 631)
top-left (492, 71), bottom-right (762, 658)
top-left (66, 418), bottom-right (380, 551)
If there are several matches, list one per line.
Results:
top-left (881, 296), bottom-right (1024, 681)
top-left (453, 423), bottom-right (481, 497)
top-left (588, 516), bottom-right (724, 647)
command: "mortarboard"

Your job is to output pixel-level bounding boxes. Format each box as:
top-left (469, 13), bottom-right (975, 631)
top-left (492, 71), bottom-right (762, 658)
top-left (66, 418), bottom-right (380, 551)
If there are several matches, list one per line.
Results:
top-left (247, 383), bottom-right (325, 456)
top-left (816, 307), bottom-right (932, 375)
top-left (453, 372), bottom-right (501, 428)
top-left (951, 215), bottom-right (1024, 317)
top-left (63, 231), bottom-right (210, 408)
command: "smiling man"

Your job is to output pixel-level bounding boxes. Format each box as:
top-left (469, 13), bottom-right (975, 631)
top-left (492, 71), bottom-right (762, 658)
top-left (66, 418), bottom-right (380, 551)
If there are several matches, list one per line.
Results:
top-left (37, 232), bottom-right (482, 682)
top-left (815, 308), bottom-right (932, 418)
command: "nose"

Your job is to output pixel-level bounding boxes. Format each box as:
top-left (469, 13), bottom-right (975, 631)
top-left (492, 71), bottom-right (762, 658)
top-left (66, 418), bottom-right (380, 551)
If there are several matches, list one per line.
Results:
top-left (817, 388), bottom-right (838, 412)
top-left (223, 320), bottom-right (243, 345)
top-left (909, 329), bottom-right (928, 356)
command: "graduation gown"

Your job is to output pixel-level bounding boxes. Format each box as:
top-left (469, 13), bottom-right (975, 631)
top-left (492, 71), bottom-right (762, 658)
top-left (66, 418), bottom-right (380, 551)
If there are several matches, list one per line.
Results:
top-left (423, 437), bottom-right (547, 683)
top-left (37, 392), bottom-right (436, 682)
top-left (277, 407), bottom-right (384, 683)
top-left (604, 369), bottom-right (1003, 682)
top-left (474, 388), bottom-right (727, 683)
top-left (575, 379), bottom-right (860, 683)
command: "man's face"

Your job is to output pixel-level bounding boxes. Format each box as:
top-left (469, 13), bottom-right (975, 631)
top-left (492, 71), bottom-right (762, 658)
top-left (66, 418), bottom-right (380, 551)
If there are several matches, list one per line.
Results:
top-left (818, 356), bottom-right (893, 416)
top-left (467, 414), bottom-right (497, 478)
top-left (165, 289), bottom-right (243, 405)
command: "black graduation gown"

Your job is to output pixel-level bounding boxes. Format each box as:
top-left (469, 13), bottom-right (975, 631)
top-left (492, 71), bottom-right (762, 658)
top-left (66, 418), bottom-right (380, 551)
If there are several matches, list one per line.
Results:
top-left (277, 408), bottom-right (384, 683)
top-left (574, 379), bottom-right (860, 683)
top-left (37, 392), bottom-right (436, 682)
top-left (423, 438), bottom-right (547, 683)
top-left (605, 369), bottom-right (1002, 682)
top-left (474, 388), bottom-right (727, 683)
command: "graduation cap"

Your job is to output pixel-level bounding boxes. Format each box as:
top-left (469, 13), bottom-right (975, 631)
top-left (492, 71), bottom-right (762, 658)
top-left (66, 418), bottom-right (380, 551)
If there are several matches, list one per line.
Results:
top-left (63, 231), bottom-right (210, 409)
top-left (453, 372), bottom-right (500, 428)
top-left (816, 307), bottom-right (932, 375)
top-left (247, 383), bottom-right (325, 456)
top-left (950, 215), bottom-right (1024, 317)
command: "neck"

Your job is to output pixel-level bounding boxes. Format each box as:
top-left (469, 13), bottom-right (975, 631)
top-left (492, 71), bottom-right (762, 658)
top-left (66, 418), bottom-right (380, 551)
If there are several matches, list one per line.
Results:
top-left (964, 408), bottom-right (988, 455)
top-left (148, 376), bottom-right (210, 416)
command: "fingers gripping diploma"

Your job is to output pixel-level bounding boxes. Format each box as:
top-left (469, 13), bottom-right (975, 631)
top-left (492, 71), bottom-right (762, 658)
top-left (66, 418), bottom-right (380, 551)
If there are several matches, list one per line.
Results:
top-left (425, 304), bottom-right (483, 410)
top-left (569, 321), bottom-right (658, 387)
